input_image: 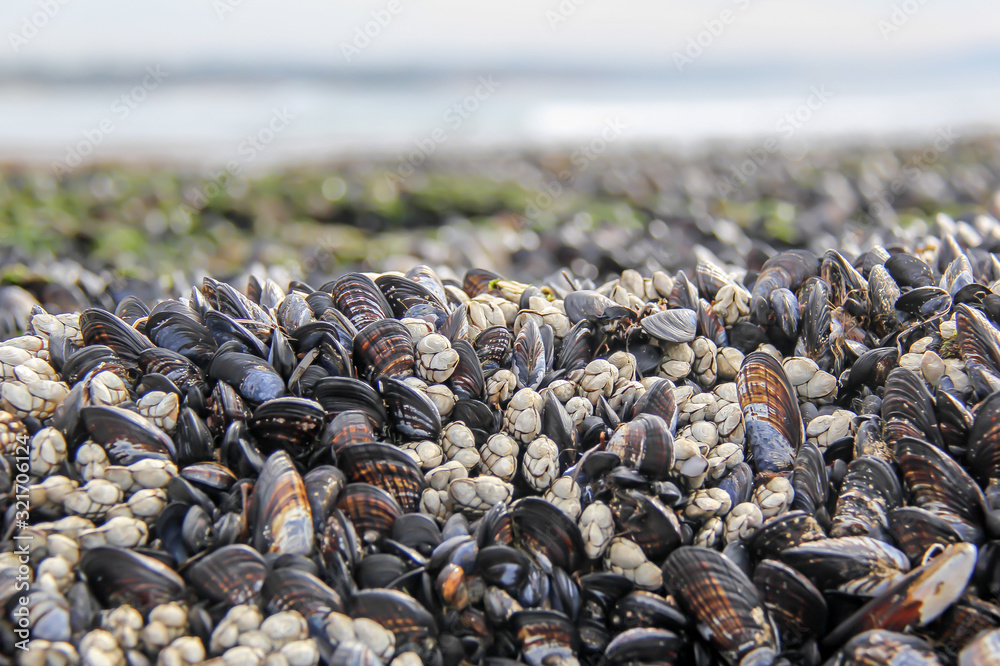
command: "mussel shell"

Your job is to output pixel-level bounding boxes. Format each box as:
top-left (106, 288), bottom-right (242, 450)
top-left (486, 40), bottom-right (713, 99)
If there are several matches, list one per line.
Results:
top-left (354, 318), bottom-right (415, 380)
top-left (750, 249), bottom-right (819, 324)
top-left (184, 544), bottom-right (267, 606)
top-left (823, 542), bottom-right (977, 650)
top-left (790, 442), bottom-right (829, 516)
top-left (351, 588), bottom-right (439, 646)
top-left (392, 514), bottom-right (443, 556)
top-left (749, 511), bottom-right (827, 562)
top-left (608, 590), bottom-right (687, 633)
top-left (511, 498), bottom-right (585, 573)
top-left (61, 344), bottom-right (126, 386)
top-left (779, 536), bottom-right (910, 593)
top-left (328, 272), bottom-right (394, 330)
top-left (556, 320), bottom-right (596, 372)
top-left (338, 442), bottom-right (427, 513)
top-left (262, 567), bottom-right (345, 618)
top-left (80, 547), bottom-right (185, 613)
top-left (509, 609), bottom-right (578, 666)
top-left (895, 436), bottom-right (986, 537)
top-left (80, 307), bottom-right (154, 369)
top-left (628, 379), bottom-right (678, 435)
top-left (611, 489), bottom-right (683, 561)
top-left (799, 276), bottom-right (835, 372)
top-left (640, 308), bottom-right (697, 343)
top-left (844, 347), bottom-right (898, 393)
top-left (304, 465), bottom-right (348, 532)
top-left (887, 506), bottom-right (962, 565)
top-left (209, 349), bottom-right (287, 405)
top-left (736, 351), bottom-right (803, 473)
top-left (564, 290), bottom-right (618, 324)
top-left (606, 413), bottom-right (674, 480)
top-left (513, 319), bottom-right (547, 391)
top-left (325, 409), bottom-right (379, 452)
top-left (449, 339), bottom-right (485, 400)
top-left (249, 451), bottom-right (314, 556)
top-left (312, 377), bottom-right (387, 430)
top-left (146, 310), bottom-right (219, 367)
top-left (248, 397), bottom-right (326, 461)
top-left (753, 559), bottom-right (827, 647)
top-left (967, 388), bottom-right (1000, 485)
top-left (337, 482), bottom-right (402, 540)
top-left (885, 253), bottom-right (935, 288)
top-left (379, 376), bottom-right (442, 441)
top-left (882, 367), bottom-right (943, 449)
top-left (475, 326), bottom-right (512, 371)
top-left (204, 310), bottom-right (270, 358)
top-left (662, 546), bottom-right (777, 665)
top-left (80, 405), bottom-right (175, 464)
top-left (895, 286), bottom-right (952, 319)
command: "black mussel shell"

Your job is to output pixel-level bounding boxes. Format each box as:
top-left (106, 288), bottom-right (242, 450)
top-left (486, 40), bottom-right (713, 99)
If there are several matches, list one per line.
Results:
top-left (737, 351), bottom-right (803, 473)
top-left (749, 511), bottom-right (827, 562)
top-left (885, 253), bottom-right (935, 288)
top-left (81, 405), bottom-right (175, 464)
top-left (564, 290), bottom-right (617, 324)
top-left (510, 609), bottom-right (578, 666)
top-left (209, 348), bottom-right (287, 405)
top-left (662, 547), bottom-right (778, 665)
top-left (262, 567), bottom-right (345, 619)
top-left (379, 376), bottom-right (442, 441)
top-left (249, 451), bottom-right (314, 556)
top-left (354, 318), bottom-right (415, 381)
top-left (324, 409), bottom-right (379, 453)
top-left (312, 377), bottom-right (387, 430)
top-left (327, 272), bottom-right (394, 330)
top-left (304, 465), bottom-right (347, 532)
top-left (449, 339), bottom-right (485, 400)
top-left (338, 482), bottom-right (402, 541)
top-left (339, 442), bottom-right (427, 513)
top-left (80, 547), bottom-right (184, 614)
top-left (628, 379), bottom-right (678, 435)
top-left (895, 436), bottom-right (986, 540)
top-left (249, 397), bottom-right (326, 461)
top-left (184, 544), bottom-right (267, 606)
top-left (603, 627), bottom-right (684, 665)
top-left (352, 588), bottom-right (439, 647)
top-left (475, 326), bottom-right (512, 371)
top-left (377, 273), bottom-right (447, 316)
top-left (510, 498), bottom-right (585, 573)
top-left (139, 347), bottom-right (206, 394)
top-left (606, 413), bottom-right (673, 480)
top-left (146, 309), bottom-right (219, 367)
top-left (753, 559), bottom-right (827, 647)
top-left (513, 319), bottom-right (547, 391)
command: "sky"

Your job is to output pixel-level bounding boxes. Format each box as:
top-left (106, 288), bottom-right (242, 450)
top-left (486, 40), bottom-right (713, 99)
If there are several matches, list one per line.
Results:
top-left (2, 1), bottom-right (999, 163)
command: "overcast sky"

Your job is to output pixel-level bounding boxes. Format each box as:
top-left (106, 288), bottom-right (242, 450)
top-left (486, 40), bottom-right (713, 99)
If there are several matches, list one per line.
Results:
top-left (3, 0), bottom-right (998, 75)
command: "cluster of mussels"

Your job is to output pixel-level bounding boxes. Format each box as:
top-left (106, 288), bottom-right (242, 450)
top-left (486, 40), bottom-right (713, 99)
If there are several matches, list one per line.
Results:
top-left (8, 219), bottom-right (1000, 666)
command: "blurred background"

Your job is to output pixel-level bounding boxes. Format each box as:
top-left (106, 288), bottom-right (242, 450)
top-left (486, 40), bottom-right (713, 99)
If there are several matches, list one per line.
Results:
top-left (3, 0), bottom-right (1000, 301)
